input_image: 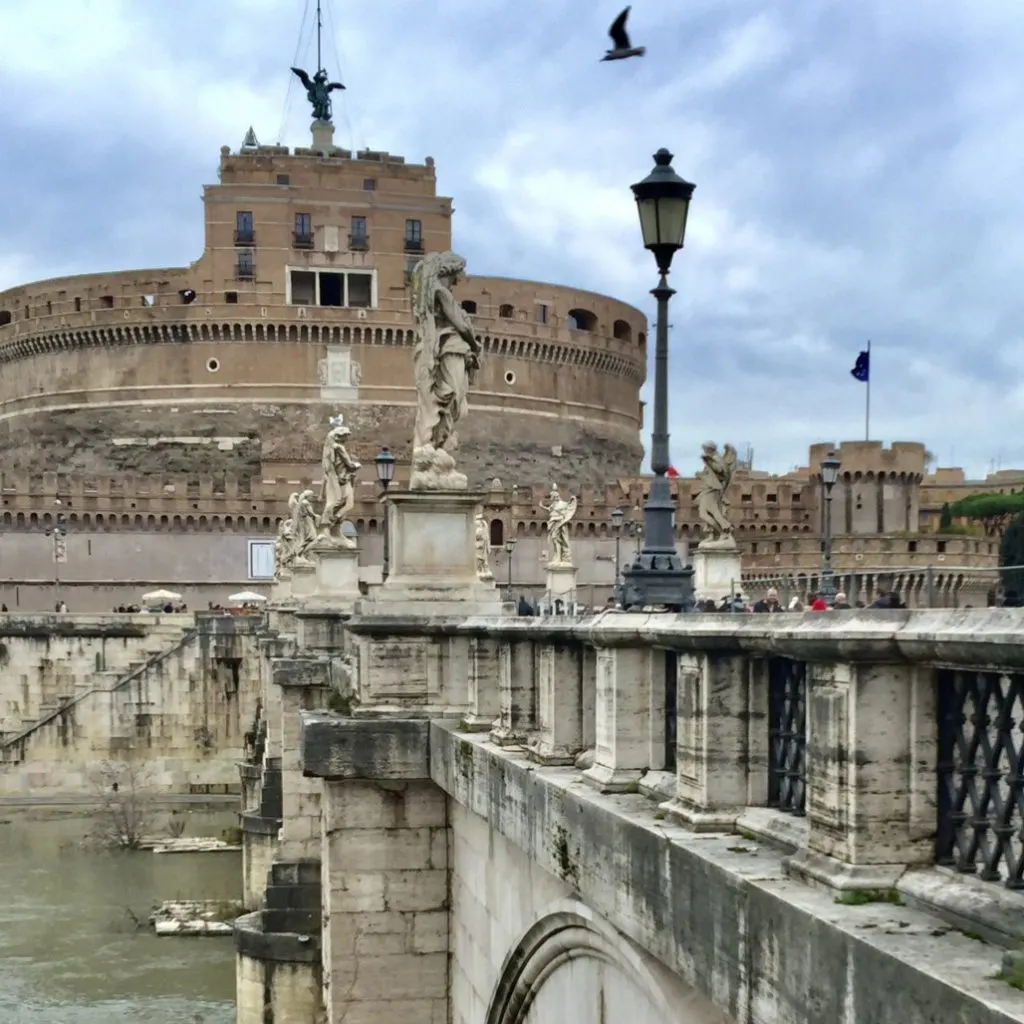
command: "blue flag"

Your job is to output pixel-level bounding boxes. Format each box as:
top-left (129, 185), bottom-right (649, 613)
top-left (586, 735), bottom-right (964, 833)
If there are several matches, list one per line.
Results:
top-left (850, 350), bottom-right (870, 382)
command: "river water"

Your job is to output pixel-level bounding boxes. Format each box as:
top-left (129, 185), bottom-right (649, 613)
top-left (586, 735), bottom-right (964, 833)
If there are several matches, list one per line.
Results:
top-left (0, 807), bottom-right (240, 1024)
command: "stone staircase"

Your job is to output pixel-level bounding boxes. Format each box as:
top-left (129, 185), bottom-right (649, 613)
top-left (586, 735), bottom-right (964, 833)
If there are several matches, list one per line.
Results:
top-left (1, 625), bottom-right (198, 764)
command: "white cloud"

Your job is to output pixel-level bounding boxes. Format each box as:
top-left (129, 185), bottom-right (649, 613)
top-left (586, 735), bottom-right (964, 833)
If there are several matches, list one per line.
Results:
top-left (0, 0), bottom-right (1023, 477)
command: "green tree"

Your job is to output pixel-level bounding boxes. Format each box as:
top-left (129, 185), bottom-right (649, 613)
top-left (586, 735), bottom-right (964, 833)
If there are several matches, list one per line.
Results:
top-left (1000, 511), bottom-right (1024, 598)
top-left (950, 491), bottom-right (1024, 538)
top-left (939, 502), bottom-right (953, 530)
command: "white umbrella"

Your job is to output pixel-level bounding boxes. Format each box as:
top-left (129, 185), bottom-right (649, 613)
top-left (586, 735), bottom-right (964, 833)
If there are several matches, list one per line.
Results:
top-left (228, 591), bottom-right (268, 604)
top-left (141, 589), bottom-right (182, 604)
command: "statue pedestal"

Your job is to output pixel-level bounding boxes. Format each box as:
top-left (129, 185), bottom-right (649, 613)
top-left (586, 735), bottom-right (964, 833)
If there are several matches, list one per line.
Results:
top-left (545, 563), bottom-right (578, 602)
top-left (309, 540), bottom-right (360, 607)
top-left (290, 560), bottom-right (318, 600)
top-left (364, 490), bottom-right (503, 616)
top-left (693, 538), bottom-right (743, 604)
top-left (311, 118), bottom-right (334, 154)
top-left (271, 572), bottom-right (293, 604)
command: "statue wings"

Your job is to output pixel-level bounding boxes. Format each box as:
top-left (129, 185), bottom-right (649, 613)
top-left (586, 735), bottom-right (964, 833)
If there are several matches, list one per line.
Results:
top-left (290, 67), bottom-right (312, 90)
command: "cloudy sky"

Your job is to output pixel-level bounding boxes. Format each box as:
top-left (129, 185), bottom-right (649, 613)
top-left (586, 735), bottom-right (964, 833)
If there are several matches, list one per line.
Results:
top-left (1, 0), bottom-right (1022, 479)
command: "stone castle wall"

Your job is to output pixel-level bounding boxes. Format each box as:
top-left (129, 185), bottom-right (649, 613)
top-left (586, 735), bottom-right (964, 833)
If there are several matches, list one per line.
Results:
top-left (0, 612), bottom-right (261, 794)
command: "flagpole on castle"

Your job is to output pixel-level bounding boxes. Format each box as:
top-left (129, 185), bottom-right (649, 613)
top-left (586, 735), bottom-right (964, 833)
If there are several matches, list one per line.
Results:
top-left (865, 339), bottom-right (871, 441)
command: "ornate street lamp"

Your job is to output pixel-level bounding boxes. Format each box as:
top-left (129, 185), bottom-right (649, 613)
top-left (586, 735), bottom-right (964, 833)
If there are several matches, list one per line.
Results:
top-left (621, 149), bottom-right (696, 611)
top-left (611, 507), bottom-right (625, 603)
top-left (374, 447), bottom-right (396, 580)
top-left (819, 450), bottom-right (841, 605)
top-left (45, 498), bottom-right (68, 610)
top-left (504, 538), bottom-right (517, 600)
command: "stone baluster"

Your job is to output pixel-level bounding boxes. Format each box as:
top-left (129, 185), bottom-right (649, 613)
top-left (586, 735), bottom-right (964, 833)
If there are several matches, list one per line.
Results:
top-left (461, 635), bottom-right (501, 732)
top-left (490, 637), bottom-right (537, 747)
top-left (528, 639), bottom-right (586, 765)
top-left (582, 645), bottom-right (655, 792)
top-left (663, 652), bottom-right (769, 829)
top-left (785, 660), bottom-right (936, 891)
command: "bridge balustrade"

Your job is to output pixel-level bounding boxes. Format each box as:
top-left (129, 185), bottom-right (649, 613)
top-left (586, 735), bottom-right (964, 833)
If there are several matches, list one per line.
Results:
top-left (434, 609), bottom-right (1024, 896)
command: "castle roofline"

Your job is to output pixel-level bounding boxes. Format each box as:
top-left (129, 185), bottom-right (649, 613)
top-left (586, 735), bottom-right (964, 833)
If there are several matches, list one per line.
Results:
top-left (463, 274), bottom-right (647, 321)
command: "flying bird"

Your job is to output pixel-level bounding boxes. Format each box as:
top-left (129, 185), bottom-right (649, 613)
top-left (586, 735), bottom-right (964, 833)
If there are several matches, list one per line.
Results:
top-left (602, 6), bottom-right (646, 62)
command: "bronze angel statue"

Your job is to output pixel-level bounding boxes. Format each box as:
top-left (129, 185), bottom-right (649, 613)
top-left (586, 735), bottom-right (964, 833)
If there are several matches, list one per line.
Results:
top-left (696, 442), bottom-right (738, 542)
top-left (408, 251), bottom-right (482, 489)
top-left (291, 66), bottom-right (345, 122)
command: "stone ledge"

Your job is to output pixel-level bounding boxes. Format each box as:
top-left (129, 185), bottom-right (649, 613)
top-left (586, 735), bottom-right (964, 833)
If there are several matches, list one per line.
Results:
top-left (271, 657), bottom-right (331, 689)
top-left (300, 713), bottom-right (430, 780)
top-left (242, 812), bottom-right (281, 837)
top-left (430, 721), bottom-right (1024, 1024)
top-left (899, 867), bottom-right (1024, 947)
top-left (233, 911), bottom-right (320, 964)
top-left (437, 608), bottom-right (1024, 669)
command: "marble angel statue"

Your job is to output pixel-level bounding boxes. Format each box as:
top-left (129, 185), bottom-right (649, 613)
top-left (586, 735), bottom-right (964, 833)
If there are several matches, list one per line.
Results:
top-left (474, 512), bottom-right (494, 581)
top-left (273, 517), bottom-right (296, 579)
top-left (541, 486), bottom-right (578, 566)
top-left (409, 251), bottom-right (482, 490)
top-left (317, 415), bottom-right (361, 548)
top-left (696, 442), bottom-right (738, 542)
top-left (289, 489), bottom-right (319, 565)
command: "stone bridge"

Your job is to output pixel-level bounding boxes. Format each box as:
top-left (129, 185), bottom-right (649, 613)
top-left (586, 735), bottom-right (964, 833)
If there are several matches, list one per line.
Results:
top-left (235, 591), bottom-right (1024, 1022)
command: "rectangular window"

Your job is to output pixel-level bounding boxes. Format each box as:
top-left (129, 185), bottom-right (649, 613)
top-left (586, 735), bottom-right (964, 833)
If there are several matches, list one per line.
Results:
top-left (289, 270), bottom-right (315, 305)
top-left (225, 291), bottom-right (238, 304)
top-left (766, 493), bottom-right (778, 503)
top-left (404, 219), bottom-right (423, 249)
top-left (347, 273), bottom-right (372, 308)
top-left (288, 268), bottom-right (376, 309)
top-left (248, 540), bottom-right (275, 580)
top-left (319, 272), bottom-right (343, 307)
top-left (350, 216), bottom-right (368, 250)
top-left (294, 212), bottom-right (312, 247)
top-left (937, 540), bottom-right (947, 554)
top-left (536, 303), bottom-right (548, 324)
top-left (362, 178), bottom-right (376, 191)
top-left (276, 174), bottom-right (291, 186)
top-left (235, 210), bottom-right (254, 244)
top-left (74, 297), bottom-right (81, 311)
top-left (236, 250), bottom-right (254, 279)
top-left (100, 295), bottom-right (114, 308)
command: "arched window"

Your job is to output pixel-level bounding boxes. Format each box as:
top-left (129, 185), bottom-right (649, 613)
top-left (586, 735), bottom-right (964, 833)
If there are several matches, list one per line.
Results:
top-left (489, 518), bottom-right (504, 546)
top-left (499, 303), bottom-right (514, 319)
top-left (613, 319), bottom-right (632, 341)
top-left (567, 308), bottom-right (598, 332)
top-left (461, 300), bottom-right (478, 314)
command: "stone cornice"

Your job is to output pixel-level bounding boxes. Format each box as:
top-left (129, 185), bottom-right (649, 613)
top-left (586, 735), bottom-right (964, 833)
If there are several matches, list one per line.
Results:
top-left (344, 608), bottom-right (1024, 670)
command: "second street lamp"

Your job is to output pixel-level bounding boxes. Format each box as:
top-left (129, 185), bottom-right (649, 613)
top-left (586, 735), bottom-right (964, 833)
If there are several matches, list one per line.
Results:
top-left (611, 507), bottom-right (624, 602)
top-left (504, 539), bottom-right (516, 600)
top-left (374, 447), bottom-right (396, 581)
top-left (819, 450), bottom-right (841, 606)
top-left (621, 148), bottom-right (696, 611)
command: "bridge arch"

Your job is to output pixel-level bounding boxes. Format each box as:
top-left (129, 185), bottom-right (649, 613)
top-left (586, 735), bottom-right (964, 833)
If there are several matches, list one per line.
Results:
top-left (485, 901), bottom-right (725, 1024)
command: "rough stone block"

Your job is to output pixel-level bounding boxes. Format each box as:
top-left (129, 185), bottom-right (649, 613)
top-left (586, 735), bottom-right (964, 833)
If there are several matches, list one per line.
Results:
top-left (301, 713), bottom-right (429, 780)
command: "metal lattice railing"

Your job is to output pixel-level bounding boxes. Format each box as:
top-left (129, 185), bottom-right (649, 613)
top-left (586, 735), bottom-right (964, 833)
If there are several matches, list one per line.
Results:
top-left (768, 657), bottom-right (807, 815)
top-left (936, 669), bottom-right (1024, 890)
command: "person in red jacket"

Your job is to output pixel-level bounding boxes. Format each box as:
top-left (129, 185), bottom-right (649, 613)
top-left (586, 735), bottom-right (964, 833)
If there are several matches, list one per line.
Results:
top-left (808, 592), bottom-right (829, 611)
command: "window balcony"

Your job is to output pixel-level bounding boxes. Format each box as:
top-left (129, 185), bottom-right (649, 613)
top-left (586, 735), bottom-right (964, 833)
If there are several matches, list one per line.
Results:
top-left (404, 238), bottom-right (424, 254)
top-left (293, 233), bottom-right (314, 249)
top-left (349, 234), bottom-right (370, 251)
top-left (234, 231), bottom-right (255, 246)
top-left (236, 265), bottom-right (255, 281)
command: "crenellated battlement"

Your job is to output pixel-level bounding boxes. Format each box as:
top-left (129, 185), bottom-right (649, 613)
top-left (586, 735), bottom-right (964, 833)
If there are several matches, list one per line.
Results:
top-left (806, 440), bottom-right (928, 479)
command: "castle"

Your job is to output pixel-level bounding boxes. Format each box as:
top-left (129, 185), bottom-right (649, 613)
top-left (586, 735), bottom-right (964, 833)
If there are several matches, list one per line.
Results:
top-left (0, 129), bottom-right (1016, 610)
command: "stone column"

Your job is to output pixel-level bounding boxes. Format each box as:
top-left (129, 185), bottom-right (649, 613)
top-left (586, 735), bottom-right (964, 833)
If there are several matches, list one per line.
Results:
top-left (461, 635), bottom-right (501, 732)
top-left (302, 714), bottom-right (448, 1024)
top-left (785, 661), bottom-right (937, 890)
top-left (491, 638), bottom-right (536, 747)
top-left (528, 640), bottom-right (585, 764)
top-left (273, 657), bottom-right (332, 861)
top-left (582, 646), bottom-right (653, 792)
top-left (663, 653), bottom-right (768, 830)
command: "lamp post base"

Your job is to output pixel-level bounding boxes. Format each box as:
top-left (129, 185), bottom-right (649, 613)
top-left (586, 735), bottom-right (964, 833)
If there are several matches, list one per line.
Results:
top-left (621, 555), bottom-right (694, 611)
top-left (819, 566), bottom-right (837, 605)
